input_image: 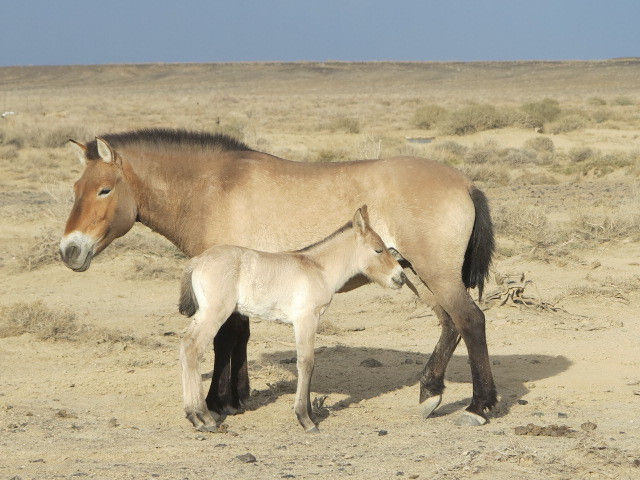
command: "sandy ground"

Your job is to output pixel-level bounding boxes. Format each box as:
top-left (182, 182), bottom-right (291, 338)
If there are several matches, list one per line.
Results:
top-left (1, 62), bottom-right (640, 479)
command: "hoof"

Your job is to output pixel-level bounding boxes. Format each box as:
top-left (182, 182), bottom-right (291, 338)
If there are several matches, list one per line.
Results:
top-left (305, 426), bottom-right (320, 433)
top-left (454, 411), bottom-right (487, 426)
top-left (196, 423), bottom-right (218, 433)
top-left (422, 394), bottom-right (442, 419)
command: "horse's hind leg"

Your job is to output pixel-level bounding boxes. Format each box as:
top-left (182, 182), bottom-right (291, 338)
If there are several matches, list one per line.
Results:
top-left (419, 305), bottom-right (461, 418)
top-left (431, 282), bottom-right (497, 425)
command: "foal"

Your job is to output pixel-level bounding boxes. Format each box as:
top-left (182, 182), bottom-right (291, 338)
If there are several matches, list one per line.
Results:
top-left (178, 206), bottom-right (406, 433)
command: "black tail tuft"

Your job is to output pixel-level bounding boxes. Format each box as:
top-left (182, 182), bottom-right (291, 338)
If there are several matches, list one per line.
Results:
top-left (179, 266), bottom-right (198, 317)
top-left (462, 186), bottom-right (495, 300)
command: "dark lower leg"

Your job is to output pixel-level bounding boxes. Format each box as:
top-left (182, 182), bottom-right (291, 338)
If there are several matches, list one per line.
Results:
top-left (205, 319), bottom-right (234, 414)
top-left (230, 314), bottom-right (251, 409)
top-left (452, 300), bottom-right (497, 418)
top-left (419, 305), bottom-right (461, 403)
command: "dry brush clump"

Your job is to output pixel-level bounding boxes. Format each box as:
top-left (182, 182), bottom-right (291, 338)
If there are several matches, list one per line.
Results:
top-left (15, 228), bottom-right (61, 271)
top-left (0, 301), bottom-right (160, 346)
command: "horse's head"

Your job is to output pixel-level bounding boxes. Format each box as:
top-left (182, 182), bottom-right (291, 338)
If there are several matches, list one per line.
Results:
top-left (353, 205), bottom-right (406, 289)
top-left (60, 137), bottom-right (137, 272)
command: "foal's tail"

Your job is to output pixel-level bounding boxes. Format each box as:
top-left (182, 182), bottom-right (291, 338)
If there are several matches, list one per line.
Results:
top-left (179, 265), bottom-right (199, 317)
top-left (462, 185), bottom-right (495, 300)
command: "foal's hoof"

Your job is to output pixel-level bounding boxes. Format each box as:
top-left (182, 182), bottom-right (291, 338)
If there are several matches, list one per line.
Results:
top-left (305, 425), bottom-right (320, 433)
top-left (454, 411), bottom-right (487, 426)
top-left (422, 394), bottom-right (442, 419)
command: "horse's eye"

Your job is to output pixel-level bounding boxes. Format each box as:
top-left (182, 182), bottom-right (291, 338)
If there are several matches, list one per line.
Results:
top-left (374, 248), bottom-right (383, 254)
top-left (98, 188), bottom-right (112, 197)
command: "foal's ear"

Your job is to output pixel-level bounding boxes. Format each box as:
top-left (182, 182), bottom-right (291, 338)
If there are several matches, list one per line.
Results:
top-left (353, 205), bottom-right (369, 235)
top-left (95, 137), bottom-right (119, 165)
top-left (68, 139), bottom-right (88, 166)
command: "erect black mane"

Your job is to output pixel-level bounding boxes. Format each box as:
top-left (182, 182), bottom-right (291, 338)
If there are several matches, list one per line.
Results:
top-left (84, 128), bottom-right (252, 159)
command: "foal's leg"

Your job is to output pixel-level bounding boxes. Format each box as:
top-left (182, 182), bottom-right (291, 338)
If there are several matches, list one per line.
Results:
top-left (419, 305), bottom-right (462, 418)
top-left (181, 304), bottom-right (235, 432)
top-left (431, 281), bottom-right (497, 425)
top-left (293, 315), bottom-right (319, 433)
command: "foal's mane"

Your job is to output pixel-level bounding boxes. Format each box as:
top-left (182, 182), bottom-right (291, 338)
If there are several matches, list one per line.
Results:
top-left (296, 221), bottom-right (354, 253)
top-left (84, 128), bottom-right (252, 159)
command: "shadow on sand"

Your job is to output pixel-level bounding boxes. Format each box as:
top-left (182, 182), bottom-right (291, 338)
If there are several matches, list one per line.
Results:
top-left (234, 346), bottom-right (571, 424)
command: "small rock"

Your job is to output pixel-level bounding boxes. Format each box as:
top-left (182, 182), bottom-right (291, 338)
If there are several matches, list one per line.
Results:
top-left (514, 425), bottom-right (528, 435)
top-left (557, 412), bottom-right (568, 418)
top-left (492, 360), bottom-right (501, 365)
top-left (409, 475), bottom-right (419, 479)
top-left (163, 331), bottom-right (176, 336)
top-left (403, 358), bottom-right (414, 364)
top-left (378, 429), bottom-right (388, 436)
top-left (360, 358), bottom-right (383, 368)
top-left (107, 417), bottom-right (119, 427)
top-left (581, 421), bottom-right (597, 431)
top-left (279, 357), bottom-right (296, 364)
top-left (195, 434), bottom-right (207, 441)
top-left (517, 399), bottom-right (528, 405)
top-left (632, 459), bottom-right (640, 467)
top-left (236, 453), bottom-right (257, 463)
top-left (56, 409), bottom-right (78, 419)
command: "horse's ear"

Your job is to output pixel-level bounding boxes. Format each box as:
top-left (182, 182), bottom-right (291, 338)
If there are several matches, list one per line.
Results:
top-left (68, 139), bottom-right (88, 166)
top-left (353, 205), bottom-right (369, 235)
top-left (95, 137), bottom-right (118, 165)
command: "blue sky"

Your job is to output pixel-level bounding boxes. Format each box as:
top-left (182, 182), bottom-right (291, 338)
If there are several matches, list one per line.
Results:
top-left (1, 0), bottom-right (638, 66)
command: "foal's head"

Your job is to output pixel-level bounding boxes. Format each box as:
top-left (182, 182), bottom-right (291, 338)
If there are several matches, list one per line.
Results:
top-left (60, 138), bottom-right (137, 272)
top-left (353, 206), bottom-right (406, 289)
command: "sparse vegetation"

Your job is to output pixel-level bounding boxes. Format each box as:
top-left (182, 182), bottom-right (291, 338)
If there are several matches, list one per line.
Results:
top-left (413, 104), bottom-right (448, 129)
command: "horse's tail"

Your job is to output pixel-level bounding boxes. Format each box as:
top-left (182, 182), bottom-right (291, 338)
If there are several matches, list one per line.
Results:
top-left (462, 185), bottom-right (495, 301)
top-left (179, 265), bottom-right (199, 317)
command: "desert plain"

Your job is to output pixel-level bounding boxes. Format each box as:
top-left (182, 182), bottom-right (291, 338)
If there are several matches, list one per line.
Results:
top-left (1, 61), bottom-right (640, 479)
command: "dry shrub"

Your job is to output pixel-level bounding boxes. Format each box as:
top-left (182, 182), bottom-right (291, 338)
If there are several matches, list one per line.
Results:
top-left (458, 163), bottom-right (510, 186)
top-left (16, 228), bottom-right (61, 271)
top-left (613, 96), bottom-right (634, 106)
top-left (524, 136), bottom-right (554, 153)
top-left (572, 207), bottom-right (640, 243)
top-left (464, 140), bottom-right (499, 164)
top-left (430, 140), bottom-right (467, 165)
top-left (0, 301), bottom-right (160, 346)
top-left (520, 98), bottom-right (561, 128)
top-left (568, 146), bottom-right (594, 163)
top-left (440, 104), bottom-right (508, 135)
top-left (413, 104), bottom-right (448, 129)
top-left (322, 116), bottom-right (360, 134)
top-left (562, 150), bottom-right (638, 176)
top-left (544, 114), bottom-right (587, 134)
top-left (0, 301), bottom-right (80, 340)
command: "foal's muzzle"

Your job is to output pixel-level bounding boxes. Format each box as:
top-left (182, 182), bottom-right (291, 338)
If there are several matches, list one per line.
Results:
top-left (392, 271), bottom-right (407, 288)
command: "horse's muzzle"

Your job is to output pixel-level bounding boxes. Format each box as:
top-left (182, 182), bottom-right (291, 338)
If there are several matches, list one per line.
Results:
top-left (60, 235), bottom-right (95, 272)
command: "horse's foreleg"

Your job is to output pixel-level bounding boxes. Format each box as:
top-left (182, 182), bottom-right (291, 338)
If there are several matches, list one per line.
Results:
top-left (419, 305), bottom-right (461, 418)
top-left (230, 314), bottom-right (251, 410)
top-left (207, 317), bottom-right (236, 415)
top-left (293, 316), bottom-right (319, 433)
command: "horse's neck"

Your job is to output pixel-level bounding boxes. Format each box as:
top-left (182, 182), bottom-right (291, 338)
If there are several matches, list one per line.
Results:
top-left (123, 153), bottom-right (206, 256)
top-left (305, 232), bottom-right (359, 293)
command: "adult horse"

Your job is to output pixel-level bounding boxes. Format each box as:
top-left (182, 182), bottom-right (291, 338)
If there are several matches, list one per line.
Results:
top-left (60, 128), bottom-right (496, 426)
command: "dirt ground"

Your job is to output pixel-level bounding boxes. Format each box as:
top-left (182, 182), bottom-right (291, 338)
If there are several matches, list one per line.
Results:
top-left (1, 61), bottom-right (639, 479)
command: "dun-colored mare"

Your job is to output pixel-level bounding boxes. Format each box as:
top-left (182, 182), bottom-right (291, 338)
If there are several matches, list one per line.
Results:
top-left (179, 206), bottom-right (406, 432)
top-left (60, 129), bottom-right (496, 426)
